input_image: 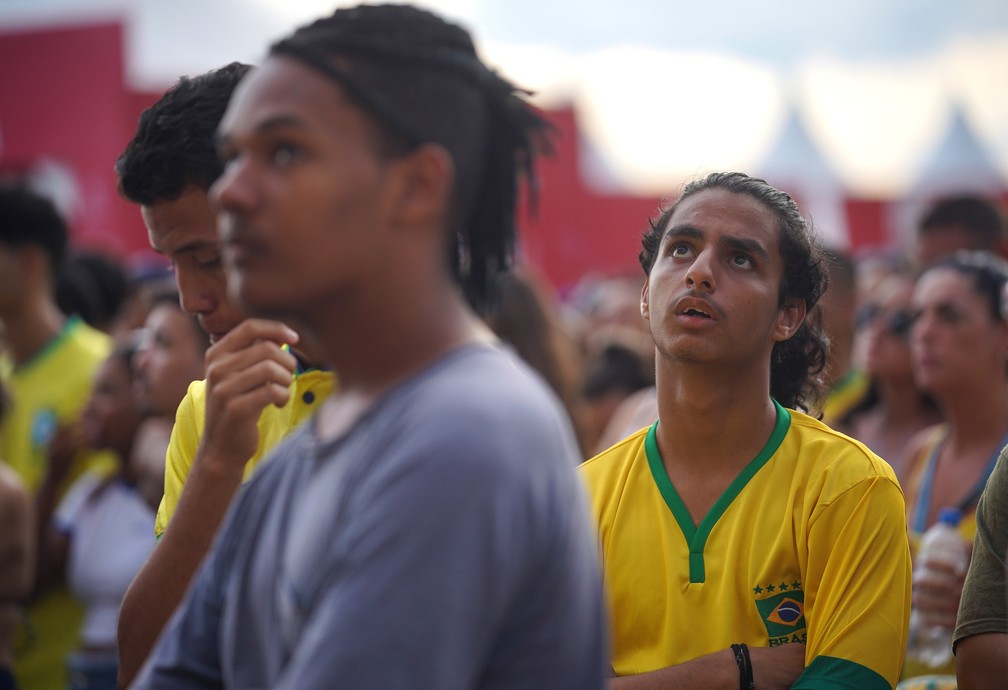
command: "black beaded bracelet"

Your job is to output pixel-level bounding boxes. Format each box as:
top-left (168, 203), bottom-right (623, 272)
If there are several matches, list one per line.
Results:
top-left (730, 643), bottom-right (755, 690)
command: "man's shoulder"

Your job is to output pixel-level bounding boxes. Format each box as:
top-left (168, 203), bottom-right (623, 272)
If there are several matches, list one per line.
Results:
top-left (579, 425), bottom-right (650, 493)
top-left (784, 408), bottom-right (902, 489)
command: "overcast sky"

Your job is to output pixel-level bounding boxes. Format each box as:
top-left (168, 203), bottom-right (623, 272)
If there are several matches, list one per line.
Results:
top-left (2, 0), bottom-right (1007, 200)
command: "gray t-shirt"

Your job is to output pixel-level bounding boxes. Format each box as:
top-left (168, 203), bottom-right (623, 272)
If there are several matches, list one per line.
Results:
top-left (133, 344), bottom-right (606, 689)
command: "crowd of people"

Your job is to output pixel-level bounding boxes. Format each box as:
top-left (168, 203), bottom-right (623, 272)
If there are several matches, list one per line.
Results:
top-left (0, 3), bottom-right (1006, 690)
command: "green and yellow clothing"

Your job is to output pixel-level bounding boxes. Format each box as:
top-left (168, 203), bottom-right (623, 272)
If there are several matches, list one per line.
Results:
top-left (155, 368), bottom-right (336, 537)
top-left (581, 402), bottom-right (911, 689)
top-left (1, 317), bottom-right (115, 690)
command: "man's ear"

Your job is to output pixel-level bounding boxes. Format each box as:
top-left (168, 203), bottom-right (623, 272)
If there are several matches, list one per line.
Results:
top-left (773, 297), bottom-right (807, 342)
top-left (640, 279), bottom-right (650, 321)
top-left (388, 143), bottom-right (454, 228)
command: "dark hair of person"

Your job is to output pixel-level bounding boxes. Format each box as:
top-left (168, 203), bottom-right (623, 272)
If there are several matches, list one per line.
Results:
top-left (919, 196), bottom-right (1006, 250)
top-left (270, 4), bottom-right (552, 312)
top-left (638, 172), bottom-right (829, 412)
top-left (116, 62), bottom-right (253, 205)
top-left (56, 251), bottom-right (129, 331)
top-left (923, 249), bottom-right (1008, 324)
top-left (582, 343), bottom-right (654, 400)
top-left (0, 185), bottom-right (68, 275)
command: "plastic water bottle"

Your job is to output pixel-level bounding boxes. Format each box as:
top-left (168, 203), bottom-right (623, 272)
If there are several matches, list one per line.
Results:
top-left (906, 507), bottom-right (971, 668)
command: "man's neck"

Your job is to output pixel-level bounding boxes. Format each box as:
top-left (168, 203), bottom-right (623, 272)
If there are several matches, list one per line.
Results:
top-left (2, 297), bottom-right (66, 367)
top-left (653, 360), bottom-right (778, 474)
top-left (309, 278), bottom-right (483, 442)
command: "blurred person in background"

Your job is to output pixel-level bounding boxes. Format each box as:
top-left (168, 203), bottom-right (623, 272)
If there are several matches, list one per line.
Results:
top-left (113, 62), bottom-right (338, 686)
top-left (837, 270), bottom-right (940, 481)
top-left (33, 338), bottom-right (158, 690)
top-left (484, 270), bottom-right (590, 455)
top-left (900, 250), bottom-right (1008, 681)
top-left (132, 294), bottom-right (209, 420)
top-left (914, 196), bottom-right (1007, 269)
top-left (818, 247), bottom-right (868, 427)
top-left (583, 342), bottom-right (655, 455)
top-left (0, 186), bottom-right (115, 690)
top-left (55, 251), bottom-right (129, 336)
top-left (0, 426), bottom-right (31, 690)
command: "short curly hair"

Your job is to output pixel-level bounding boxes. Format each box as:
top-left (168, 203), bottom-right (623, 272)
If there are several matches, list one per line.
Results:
top-left (116, 62), bottom-right (252, 205)
top-left (639, 172), bottom-right (829, 412)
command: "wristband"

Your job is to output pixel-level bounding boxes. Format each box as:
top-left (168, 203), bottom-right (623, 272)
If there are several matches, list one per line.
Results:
top-left (730, 643), bottom-right (755, 690)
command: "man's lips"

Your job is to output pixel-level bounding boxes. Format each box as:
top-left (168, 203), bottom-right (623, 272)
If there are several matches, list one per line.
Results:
top-left (672, 296), bottom-right (720, 321)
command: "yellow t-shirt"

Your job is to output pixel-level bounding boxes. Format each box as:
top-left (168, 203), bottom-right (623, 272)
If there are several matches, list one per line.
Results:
top-left (155, 368), bottom-right (336, 537)
top-left (1, 318), bottom-right (116, 690)
top-left (580, 402), bottom-right (912, 689)
top-left (0, 317), bottom-right (115, 491)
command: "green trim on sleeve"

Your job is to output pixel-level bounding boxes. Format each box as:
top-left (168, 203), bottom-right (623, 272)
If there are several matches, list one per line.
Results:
top-left (791, 655), bottom-right (892, 689)
top-left (644, 400), bottom-right (791, 584)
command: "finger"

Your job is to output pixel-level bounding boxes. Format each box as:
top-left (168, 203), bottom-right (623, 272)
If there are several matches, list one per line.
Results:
top-left (206, 319), bottom-right (299, 356)
top-left (210, 381), bottom-right (293, 422)
top-left (205, 343), bottom-right (298, 383)
top-left (206, 361), bottom-right (296, 401)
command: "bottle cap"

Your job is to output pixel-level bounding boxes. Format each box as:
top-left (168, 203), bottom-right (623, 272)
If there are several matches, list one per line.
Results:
top-left (937, 507), bottom-right (963, 526)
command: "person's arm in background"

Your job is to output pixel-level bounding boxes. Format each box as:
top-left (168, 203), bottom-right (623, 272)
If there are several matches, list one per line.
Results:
top-left (954, 451), bottom-right (1008, 689)
top-left (0, 464), bottom-right (32, 669)
top-left (116, 320), bottom-right (298, 688)
top-left (31, 423), bottom-right (85, 596)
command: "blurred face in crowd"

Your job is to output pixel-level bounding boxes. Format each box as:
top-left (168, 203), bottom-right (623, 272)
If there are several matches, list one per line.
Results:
top-left (911, 267), bottom-right (1008, 398)
top-left (859, 275), bottom-right (916, 383)
top-left (134, 302), bottom-right (207, 417)
top-left (142, 187), bottom-right (246, 343)
top-left (81, 353), bottom-right (143, 455)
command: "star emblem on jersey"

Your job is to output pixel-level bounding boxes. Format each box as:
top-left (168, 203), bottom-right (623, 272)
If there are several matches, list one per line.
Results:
top-left (753, 579), bottom-right (807, 644)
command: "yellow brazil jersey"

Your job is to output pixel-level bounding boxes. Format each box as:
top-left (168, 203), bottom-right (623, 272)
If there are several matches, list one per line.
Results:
top-left (0, 316), bottom-right (115, 491)
top-left (1, 318), bottom-right (116, 690)
top-left (155, 367), bottom-right (336, 537)
top-left (580, 401), bottom-right (912, 689)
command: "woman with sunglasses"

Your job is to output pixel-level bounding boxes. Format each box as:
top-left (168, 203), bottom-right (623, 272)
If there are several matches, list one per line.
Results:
top-left (900, 249), bottom-right (1008, 681)
top-left (838, 271), bottom-right (940, 480)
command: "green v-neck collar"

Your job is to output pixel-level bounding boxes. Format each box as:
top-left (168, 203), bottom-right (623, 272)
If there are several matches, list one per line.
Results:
top-left (644, 399), bottom-right (791, 584)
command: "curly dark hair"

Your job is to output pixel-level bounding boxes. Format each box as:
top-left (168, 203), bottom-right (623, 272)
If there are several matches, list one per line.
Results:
top-left (116, 62), bottom-right (253, 205)
top-left (269, 4), bottom-right (552, 313)
top-left (638, 172), bottom-right (829, 412)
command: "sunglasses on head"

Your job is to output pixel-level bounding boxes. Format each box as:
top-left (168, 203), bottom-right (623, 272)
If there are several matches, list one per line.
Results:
top-left (856, 304), bottom-right (914, 339)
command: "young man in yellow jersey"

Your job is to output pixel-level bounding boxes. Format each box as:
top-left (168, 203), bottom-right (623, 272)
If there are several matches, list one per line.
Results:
top-left (113, 63), bottom-right (336, 687)
top-left (580, 172), bottom-right (912, 689)
top-left (0, 187), bottom-right (114, 690)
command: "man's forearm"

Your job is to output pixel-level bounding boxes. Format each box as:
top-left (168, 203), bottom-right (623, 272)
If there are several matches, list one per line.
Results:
top-left (116, 455), bottom-right (244, 689)
top-left (609, 649), bottom-right (738, 690)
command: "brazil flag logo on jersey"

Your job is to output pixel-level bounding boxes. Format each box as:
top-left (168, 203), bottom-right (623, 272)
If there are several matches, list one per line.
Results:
top-left (753, 580), bottom-right (806, 642)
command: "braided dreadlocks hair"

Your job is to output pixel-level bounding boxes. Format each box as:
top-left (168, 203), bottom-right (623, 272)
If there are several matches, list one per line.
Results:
top-left (271, 4), bottom-right (551, 313)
